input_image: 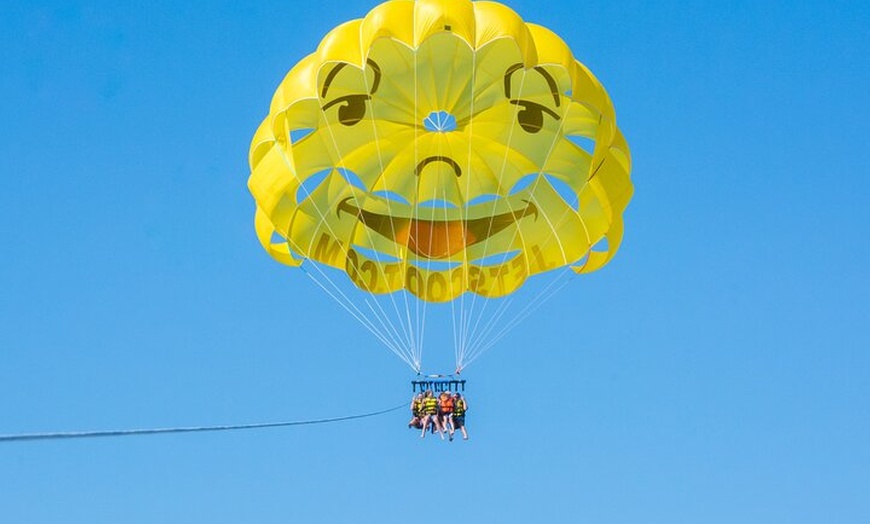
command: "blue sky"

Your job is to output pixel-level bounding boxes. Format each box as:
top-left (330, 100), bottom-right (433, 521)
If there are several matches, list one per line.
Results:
top-left (1, 1), bottom-right (868, 522)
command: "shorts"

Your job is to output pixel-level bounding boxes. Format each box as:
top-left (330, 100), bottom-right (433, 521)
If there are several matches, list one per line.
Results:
top-left (453, 416), bottom-right (465, 427)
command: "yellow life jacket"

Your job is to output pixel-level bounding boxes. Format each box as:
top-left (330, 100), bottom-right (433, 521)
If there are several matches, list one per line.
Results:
top-left (423, 397), bottom-right (438, 415)
top-left (453, 398), bottom-right (466, 416)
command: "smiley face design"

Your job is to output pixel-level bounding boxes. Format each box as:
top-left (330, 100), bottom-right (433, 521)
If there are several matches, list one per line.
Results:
top-left (249, 0), bottom-right (632, 302)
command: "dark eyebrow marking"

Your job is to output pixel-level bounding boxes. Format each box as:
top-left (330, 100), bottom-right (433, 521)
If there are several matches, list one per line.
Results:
top-left (321, 63), bottom-right (347, 99)
top-left (503, 63), bottom-right (524, 99)
top-left (367, 59), bottom-right (381, 94)
top-left (415, 156), bottom-right (462, 177)
top-left (321, 59), bottom-right (382, 99)
top-left (503, 63), bottom-right (561, 107)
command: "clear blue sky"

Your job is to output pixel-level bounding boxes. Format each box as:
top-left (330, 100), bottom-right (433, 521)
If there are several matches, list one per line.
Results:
top-left (1, 1), bottom-right (868, 522)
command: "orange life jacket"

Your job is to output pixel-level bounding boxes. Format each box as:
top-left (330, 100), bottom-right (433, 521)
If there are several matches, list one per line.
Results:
top-left (439, 397), bottom-right (454, 414)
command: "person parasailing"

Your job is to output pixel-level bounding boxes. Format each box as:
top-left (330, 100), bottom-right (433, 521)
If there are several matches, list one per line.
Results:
top-left (419, 390), bottom-right (444, 440)
top-left (452, 392), bottom-right (469, 441)
top-left (438, 391), bottom-right (456, 441)
top-left (407, 393), bottom-right (424, 429)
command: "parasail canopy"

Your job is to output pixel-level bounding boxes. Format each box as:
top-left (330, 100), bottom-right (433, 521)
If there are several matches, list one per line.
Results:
top-left (248, 0), bottom-right (632, 371)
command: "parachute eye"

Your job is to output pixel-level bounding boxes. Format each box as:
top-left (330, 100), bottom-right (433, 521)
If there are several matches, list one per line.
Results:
top-left (323, 94), bottom-right (370, 126)
top-left (516, 102), bottom-right (543, 133)
top-left (510, 100), bottom-right (559, 134)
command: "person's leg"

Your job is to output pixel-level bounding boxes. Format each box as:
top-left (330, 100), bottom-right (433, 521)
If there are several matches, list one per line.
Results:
top-left (434, 415), bottom-right (445, 440)
top-left (458, 419), bottom-right (468, 440)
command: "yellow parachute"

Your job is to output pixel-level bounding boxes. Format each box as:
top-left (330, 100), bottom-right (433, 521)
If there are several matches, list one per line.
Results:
top-left (249, 0), bottom-right (631, 371)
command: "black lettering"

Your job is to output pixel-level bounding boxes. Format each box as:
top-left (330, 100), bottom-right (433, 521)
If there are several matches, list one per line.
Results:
top-left (427, 272), bottom-right (447, 301)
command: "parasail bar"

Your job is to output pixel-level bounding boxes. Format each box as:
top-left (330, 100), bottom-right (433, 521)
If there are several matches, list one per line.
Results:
top-left (411, 379), bottom-right (466, 393)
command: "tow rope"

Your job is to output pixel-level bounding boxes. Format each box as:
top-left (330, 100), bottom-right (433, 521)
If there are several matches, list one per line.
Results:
top-left (0, 401), bottom-right (407, 443)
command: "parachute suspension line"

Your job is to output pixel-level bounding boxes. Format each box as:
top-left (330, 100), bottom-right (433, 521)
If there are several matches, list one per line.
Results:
top-left (455, 66), bottom-right (530, 370)
top-left (288, 197), bottom-right (411, 364)
top-left (469, 92), bottom-right (588, 362)
top-left (300, 264), bottom-right (416, 370)
top-left (464, 90), bottom-right (573, 354)
top-left (433, 47), bottom-right (461, 370)
top-left (463, 268), bottom-right (572, 367)
top-left (463, 294), bottom-right (520, 358)
top-left (483, 182), bottom-right (599, 354)
top-left (412, 33), bottom-right (423, 370)
top-left (299, 254), bottom-right (402, 358)
top-left (293, 158), bottom-right (416, 366)
top-left (467, 276), bottom-right (572, 366)
top-left (297, 223), bottom-right (413, 367)
top-left (416, 92), bottom-right (441, 372)
top-left (287, 133), bottom-right (414, 367)
top-left (314, 78), bottom-right (419, 370)
top-left (0, 401), bottom-right (409, 443)
top-left (417, 42), bottom-right (447, 370)
top-left (462, 202), bottom-right (574, 362)
top-left (487, 171), bottom-right (598, 351)
top-left (465, 268), bottom-right (570, 356)
top-left (463, 188), bottom-right (597, 366)
top-left (360, 43), bottom-right (421, 370)
top-left (464, 189), bottom-right (595, 366)
top-left (305, 224), bottom-right (412, 360)
top-left (465, 183), bottom-right (600, 367)
top-left (464, 101), bottom-right (600, 367)
top-left (419, 42), bottom-right (462, 371)
top-left (463, 69), bottom-right (531, 362)
top-left (456, 42), bottom-right (479, 372)
top-left (361, 295), bottom-right (417, 365)
top-left (457, 65), bottom-right (577, 371)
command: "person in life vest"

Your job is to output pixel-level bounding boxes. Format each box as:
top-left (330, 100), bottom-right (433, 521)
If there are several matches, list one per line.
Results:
top-left (419, 390), bottom-right (444, 440)
top-left (408, 393), bottom-right (424, 429)
top-left (438, 391), bottom-right (456, 441)
top-left (451, 392), bottom-right (469, 440)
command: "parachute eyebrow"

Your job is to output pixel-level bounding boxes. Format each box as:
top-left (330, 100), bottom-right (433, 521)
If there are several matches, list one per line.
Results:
top-left (367, 59), bottom-right (381, 94)
top-left (321, 59), bottom-right (382, 99)
top-left (321, 63), bottom-right (347, 98)
top-left (503, 63), bottom-right (561, 107)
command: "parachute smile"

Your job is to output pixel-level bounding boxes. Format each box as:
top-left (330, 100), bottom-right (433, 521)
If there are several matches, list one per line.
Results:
top-left (337, 197), bottom-right (538, 259)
